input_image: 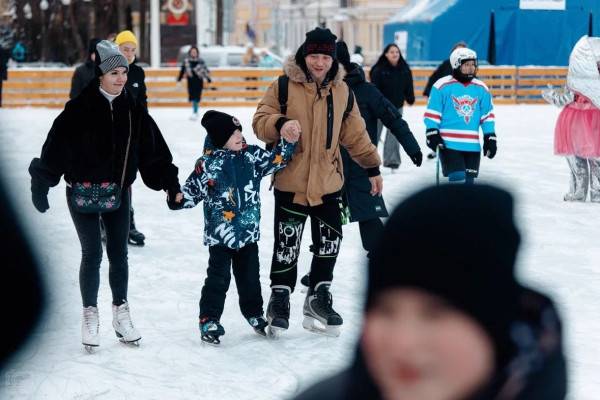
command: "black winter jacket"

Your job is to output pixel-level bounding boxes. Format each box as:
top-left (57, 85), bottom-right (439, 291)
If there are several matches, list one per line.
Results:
top-left (29, 84), bottom-right (180, 196)
top-left (177, 57), bottom-right (211, 102)
top-left (342, 63), bottom-right (420, 221)
top-left (126, 60), bottom-right (148, 109)
top-left (370, 61), bottom-right (415, 108)
top-left (69, 61), bottom-right (96, 99)
top-left (423, 59), bottom-right (452, 97)
top-left (292, 287), bottom-right (567, 400)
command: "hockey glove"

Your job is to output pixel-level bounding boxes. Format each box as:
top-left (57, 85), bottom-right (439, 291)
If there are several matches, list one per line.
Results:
top-left (483, 133), bottom-right (497, 159)
top-left (409, 150), bottom-right (423, 167)
top-left (31, 181), bottom-right (49, 213)
top-left (425, 129), bottom-right (444, 152)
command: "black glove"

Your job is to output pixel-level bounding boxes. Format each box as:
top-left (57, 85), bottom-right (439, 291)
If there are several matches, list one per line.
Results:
top-left (167, 197), bottom-right (183, 210)
top-left (166, 186), bottom-right (184, 210)
top-left (31, 181), bottom-right (49, 213)
top-left (483, 133), bottom-right (497, 159)
top-left (409, 150), bottom-right (423, 167)
top-left (425, 129), bottom-right (444, 152)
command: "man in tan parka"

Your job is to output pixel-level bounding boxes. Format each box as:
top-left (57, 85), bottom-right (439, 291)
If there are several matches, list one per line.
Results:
top-left (253, 27), bottom-right (382, 337)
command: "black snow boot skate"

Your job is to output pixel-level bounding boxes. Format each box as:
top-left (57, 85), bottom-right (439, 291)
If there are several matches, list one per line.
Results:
top-left (247, 315), bottom-right (268, 337)
top-left (303, 281), bottom-right (343, 337)
top-left (199, 317), bottom-right (225, 346)
top-left (128, 209), bottom-right (145, 246)
top-left (266, 285), bottom-right (290, 337)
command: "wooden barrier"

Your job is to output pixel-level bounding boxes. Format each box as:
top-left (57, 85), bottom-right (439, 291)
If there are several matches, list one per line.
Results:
top-left (3, 66), bottom-right (567, 108)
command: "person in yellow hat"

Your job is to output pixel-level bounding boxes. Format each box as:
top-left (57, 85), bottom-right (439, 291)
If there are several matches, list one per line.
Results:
top-left (114, 30), bottom-right (147, 246)
top-left (115, 30), bottom-right (147, 109)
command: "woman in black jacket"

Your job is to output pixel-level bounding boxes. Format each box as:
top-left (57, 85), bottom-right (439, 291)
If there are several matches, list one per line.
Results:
top-left (370, 44), bottom-right (415, 172)
top-left (294, 185), bottom-right (567, 400)
top-left (177, 46), bottom-right (211, 120)
top-left (28, 41), bottom-right (181, 351)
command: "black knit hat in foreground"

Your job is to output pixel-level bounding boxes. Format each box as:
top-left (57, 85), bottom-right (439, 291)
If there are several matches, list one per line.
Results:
top-left (368, 184), bottom-right (522, 367)
top-left (201, 110), bottom-right (242, 148)
top-left (303, 27), bottom-right (337, 58)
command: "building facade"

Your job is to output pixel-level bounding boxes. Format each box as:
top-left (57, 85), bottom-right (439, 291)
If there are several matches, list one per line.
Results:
top-left (231, 0), bottom-right (408, 64)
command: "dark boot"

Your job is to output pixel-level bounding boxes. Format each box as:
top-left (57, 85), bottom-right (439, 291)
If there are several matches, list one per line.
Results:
top-left (128, 208), bottom-right (145, 246)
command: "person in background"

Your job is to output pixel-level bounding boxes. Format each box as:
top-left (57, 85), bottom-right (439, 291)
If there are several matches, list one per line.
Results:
top-left (422, 41), bottom-right (467, 160)
top-left (177, 46), bottom-right (211, 120)
top-left (258, 50), bottom-right (278, 68)
top-left (293, 184), bottom-right (567, 400)
top-left (424, 47), bottom-right (497, 184)
top-left (243, 43), bottom-right (260, 67)
top-left (350, 44), bottom-right (364, 66)
top-left (0, 43), bottom-right (8, 108)
top-left (542, 35), bottom-right (600, 203)
top-left (69, 38), bottom-right (101, 100)
top-left (115, 30), bottom-right (147, 109)
top-left (115, 29), bottom-right (147, 246)
top-left (370, 44), bottom-right (415, 172)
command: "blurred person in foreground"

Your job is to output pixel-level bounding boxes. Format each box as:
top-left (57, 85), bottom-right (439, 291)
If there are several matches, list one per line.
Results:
top-left (293, 184), bottom-right (567, 400)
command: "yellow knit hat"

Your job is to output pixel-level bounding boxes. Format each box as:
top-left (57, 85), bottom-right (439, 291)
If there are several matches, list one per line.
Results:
top-left (115, 30), bottom-right (138, 46)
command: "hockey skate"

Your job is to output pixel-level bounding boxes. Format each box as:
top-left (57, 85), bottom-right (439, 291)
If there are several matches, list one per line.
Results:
top-left (112, 302), bottom-right (142, 346)
top-left (302, 282), bottom-right (343, 337)
top-left (266, 285), bottom-right (290, 338)
top-left (200, 318), bottom-right (225, 345)
top-left (247, 315), bottom-right (268, 337)
top-left (82, 306), bottom-right (99, 353)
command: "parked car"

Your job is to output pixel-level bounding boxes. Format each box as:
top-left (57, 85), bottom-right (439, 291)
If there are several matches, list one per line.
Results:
top-left (175, 45), bottom-right (283, 68)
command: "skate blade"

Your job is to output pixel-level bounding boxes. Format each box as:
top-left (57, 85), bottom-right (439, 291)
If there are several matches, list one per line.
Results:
top-left (302, 316), bottom-right (341, 337)
top-left (267, 325), bottom-right (286, 339)
top-left (201, 336), bottom-right (221, 346)
top-left (83, 344), bottom-right (98, 353)
top-left (115, 331), bottom-right (141, 346)
top-left (254, 327), bottom-right (267, 337)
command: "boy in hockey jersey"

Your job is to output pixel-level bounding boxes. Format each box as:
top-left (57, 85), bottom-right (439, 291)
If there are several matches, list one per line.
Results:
top-left (424, 47), bottom-right (497, 183)
top-left (169, 110), bottom-right (298, 344)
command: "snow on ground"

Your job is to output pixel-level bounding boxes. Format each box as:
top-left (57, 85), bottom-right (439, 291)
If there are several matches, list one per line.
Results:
top-left (0, 104), bottom-right (598, 399)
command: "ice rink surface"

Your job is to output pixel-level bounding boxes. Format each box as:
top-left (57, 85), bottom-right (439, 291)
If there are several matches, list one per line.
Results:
top-left (0, 105), bottom-right (598, 399)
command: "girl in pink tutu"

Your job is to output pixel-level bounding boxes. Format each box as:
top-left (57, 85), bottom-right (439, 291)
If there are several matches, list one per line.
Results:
top-left (543, 35), bottom-right (600, 202)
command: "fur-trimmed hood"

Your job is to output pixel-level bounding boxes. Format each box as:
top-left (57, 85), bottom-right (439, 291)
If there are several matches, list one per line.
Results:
top-left (283, 55), bottom-right (346, 86)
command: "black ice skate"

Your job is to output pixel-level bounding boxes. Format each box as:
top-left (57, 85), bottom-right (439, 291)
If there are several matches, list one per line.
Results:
top-left (247, 316), bottom-right (268, 337)
top-left (303, 281), bottom-right (343, 337)
top-left (266, 285), bottom-right (291, 338)
top-left (128, 210), bottom-right (145, 246)
top-left (200, 318), bottom-right (225, 345)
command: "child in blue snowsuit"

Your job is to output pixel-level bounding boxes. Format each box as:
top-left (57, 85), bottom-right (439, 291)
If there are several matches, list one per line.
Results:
top-left (169, 110), bottom-right (297, 344)
top-left (424, 47), bottom-right (497, 183)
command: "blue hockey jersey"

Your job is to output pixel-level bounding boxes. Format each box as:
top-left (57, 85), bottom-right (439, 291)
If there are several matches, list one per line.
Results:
top-left (424, 76), bottom-right (495, 152)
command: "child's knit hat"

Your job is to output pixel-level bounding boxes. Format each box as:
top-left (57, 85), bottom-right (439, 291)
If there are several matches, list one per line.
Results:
top-left (201, 110), bottom-right (242, 148)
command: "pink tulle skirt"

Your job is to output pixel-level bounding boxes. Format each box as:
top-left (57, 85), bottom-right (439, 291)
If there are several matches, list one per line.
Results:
top-left (555, 94), bottom-right (600, 157)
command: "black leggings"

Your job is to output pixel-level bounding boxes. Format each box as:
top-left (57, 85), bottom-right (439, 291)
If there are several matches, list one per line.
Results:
top-left (67, 188), bottom-right (130, 307)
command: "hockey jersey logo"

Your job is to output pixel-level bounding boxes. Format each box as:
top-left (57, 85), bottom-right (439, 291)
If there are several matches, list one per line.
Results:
top-left (452, 95), bottom-right (478, 124)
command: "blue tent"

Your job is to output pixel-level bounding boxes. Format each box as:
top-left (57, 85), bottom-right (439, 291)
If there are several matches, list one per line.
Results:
top-left (383, 0), bottom-right (600, 66)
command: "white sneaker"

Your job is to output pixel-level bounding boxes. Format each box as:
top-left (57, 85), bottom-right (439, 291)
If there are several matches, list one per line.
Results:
top-left (112, 302), bottom-right (142, 344)
top-left (82, 306), bottom-right (99, 348)
top-left (189, 113), bottom-right (198, 121)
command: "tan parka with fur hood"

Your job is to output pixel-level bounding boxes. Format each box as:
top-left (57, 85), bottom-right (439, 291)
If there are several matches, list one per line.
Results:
top-left (253, 56), bottom-right (381, 206)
